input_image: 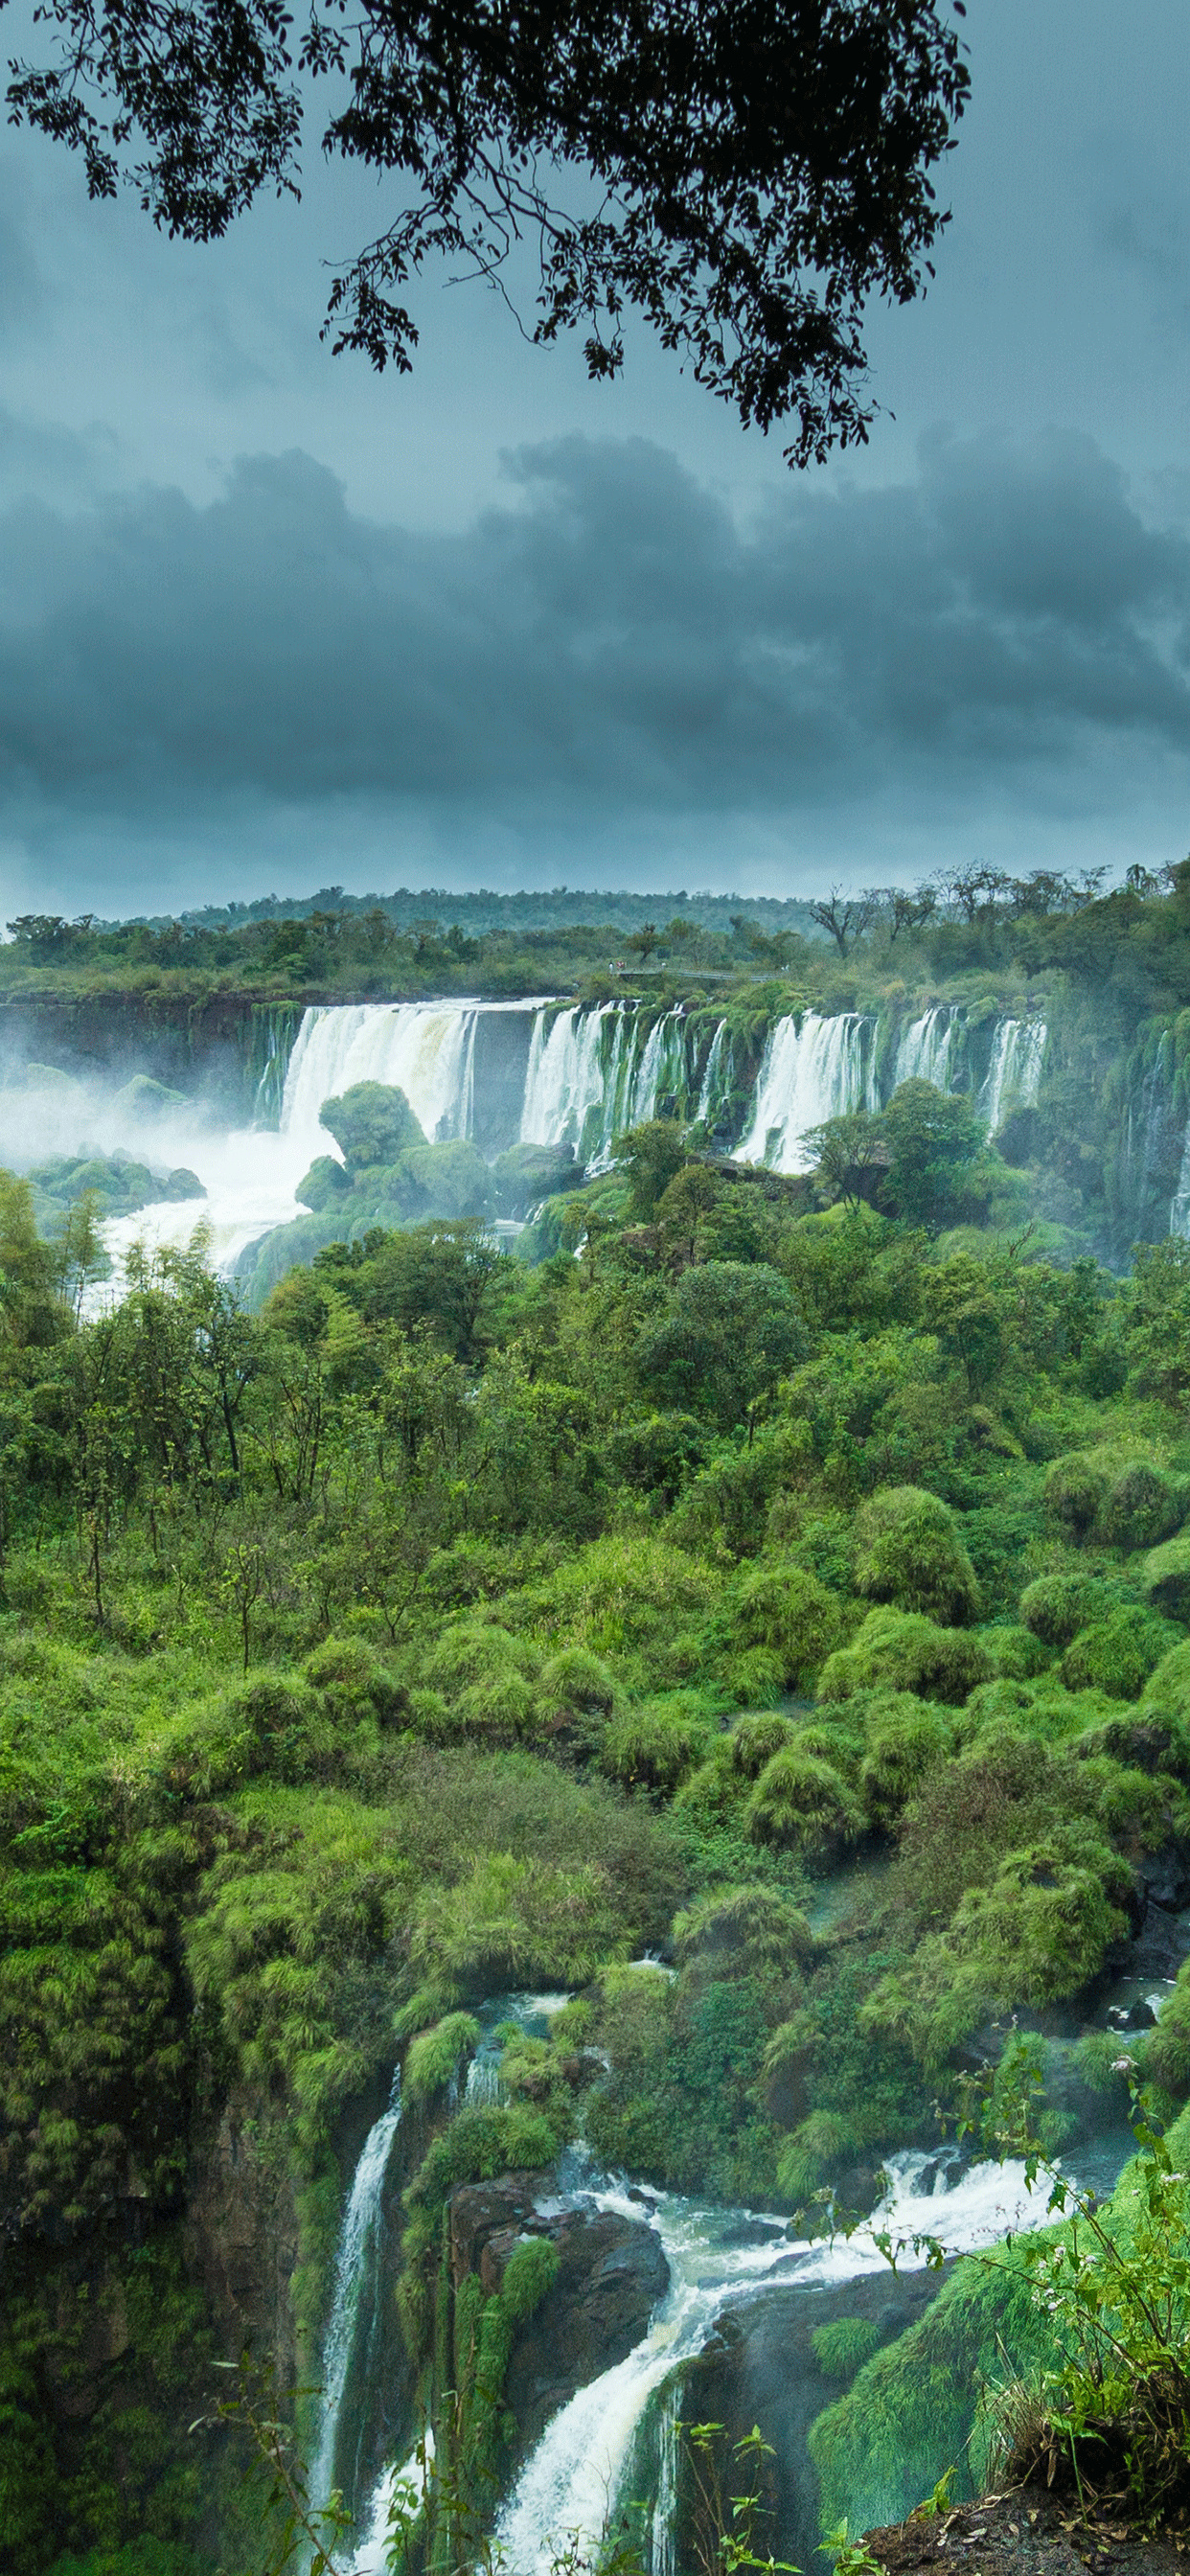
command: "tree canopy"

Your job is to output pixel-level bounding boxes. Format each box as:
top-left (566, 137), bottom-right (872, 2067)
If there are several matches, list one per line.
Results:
top-left (5, 0), bottom-right (969, 464)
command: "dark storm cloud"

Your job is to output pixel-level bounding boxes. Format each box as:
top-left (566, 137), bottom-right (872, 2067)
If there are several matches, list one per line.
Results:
top-left (1, 427), bottom-right (1188, 835)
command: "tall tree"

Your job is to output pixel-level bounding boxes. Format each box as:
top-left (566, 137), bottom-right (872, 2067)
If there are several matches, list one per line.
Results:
top-left (6, 0), bottom-right (969, 465)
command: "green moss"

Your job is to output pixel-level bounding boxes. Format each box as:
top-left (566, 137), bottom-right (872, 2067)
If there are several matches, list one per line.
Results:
top-left (810, 2315), bottom-right (883, 2383)
top-left (728, 1559), bottom-right (852, 1689)
top-left (859, 1701), bottom-right (951, 1830)
top-left (1140, 1534), bottom-right (1190, 1623)
top-left (1018, 1571), bottom-right (1101, 1646)
top-left (600, 1702), bottom-right (710, 1795)
top-left (744, 1746), bottom-right (864, 1864)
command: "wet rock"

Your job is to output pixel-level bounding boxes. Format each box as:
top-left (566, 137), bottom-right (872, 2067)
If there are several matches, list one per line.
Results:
top-left (447, 2175), bottom-right (670, 2450)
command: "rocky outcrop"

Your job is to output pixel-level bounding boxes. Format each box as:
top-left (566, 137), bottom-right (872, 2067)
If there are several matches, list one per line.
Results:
top-left (679, 2266), bottom-right (950, 2576)
top-left (449, 2174), bottom-right (670, 2449)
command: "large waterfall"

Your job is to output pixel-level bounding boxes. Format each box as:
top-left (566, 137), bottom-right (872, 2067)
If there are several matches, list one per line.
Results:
top-left (493, 2151), bottom-right (1044, 2575)
top-left (738, 1013), bottom-right (878, 1174)
top-left (979, 1018), bottom-right (1047, 1136)
top-left (310, 2074), bottom-right (403, 2525)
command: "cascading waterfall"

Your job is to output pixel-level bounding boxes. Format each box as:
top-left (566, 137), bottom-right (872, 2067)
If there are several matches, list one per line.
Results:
top-left (737, 1013), bottom-right (876, 1174)
top-left (494, 2151), bottom-right (1044, 2575)
top-left (695, 1023), bottom-right (732, 1128)
top-left (894, 1008), bottom-right (953, 1091)
top-left (310, 2073), bottom-right (403, 2524)
top-left (282, 1002), bottom-right (486, 1149)
top-left (979, 1019), bottom-right (1047, 1135)
top-left (649, 2378), bottom-right (682, 2576)
top-left (520, 1003), bottom-right (621, 1154)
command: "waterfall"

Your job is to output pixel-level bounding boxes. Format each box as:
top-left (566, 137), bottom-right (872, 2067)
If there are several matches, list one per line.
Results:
top-left (519, 1003), bottom-right (621, 1154)
top-left (493, 2151), bottom-right (1045, 2575)
top-left (893, 1008), bottom-right (953, 1092)
top-left (281, 1003), bottom-right (485, 1152)
top-left (649, 2378), bottom-right (682, 2576)
top-left (347, 2434), bottom-right (435, 2576)
top-left (310, 2074), bottom-right (403, 2523)
top-left (979, 1020), bottom-right (1047, 1135)
top-left (1170, 1121), bottom-right (1190, 1239)
top-left (695, 1024), bottom-right (732, 1128)
top-left (737, 1014), bottom-right (874, 1174)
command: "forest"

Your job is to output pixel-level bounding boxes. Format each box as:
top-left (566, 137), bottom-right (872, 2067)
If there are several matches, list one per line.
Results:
top-left (7, 866), bottom-right (1190, 2575)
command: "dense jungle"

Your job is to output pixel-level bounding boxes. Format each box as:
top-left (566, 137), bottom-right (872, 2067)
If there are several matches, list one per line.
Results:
top-left (10, 865), bottom-right (1190, 2576)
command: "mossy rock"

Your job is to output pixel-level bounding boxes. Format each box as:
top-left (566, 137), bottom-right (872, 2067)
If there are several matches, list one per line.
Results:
top-left (811, 2315), bottom-right (883, 2382)
top-left (1072, 1707), bottom-right (1190, 1784)
top-left (492, 1141), bottom-right (583, 1217)
top-left (296, 1153), bottom-right (351, 1211)
top-left (319, 1080), bottom-right (428, 1166)
top-left (404, 2010), bottom-right (481, 2105)
top-left (853, 1485), bottom-right (981, 1627)
top-left (395, 1138), bottom-right (495, 1221)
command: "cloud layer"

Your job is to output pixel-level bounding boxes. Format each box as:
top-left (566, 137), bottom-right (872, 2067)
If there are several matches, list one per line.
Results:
top-left (2, 426), bottom-right (1189, 892)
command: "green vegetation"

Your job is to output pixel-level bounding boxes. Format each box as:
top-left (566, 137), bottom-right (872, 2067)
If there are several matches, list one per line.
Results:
top-left (11, 908), bottom-right (1190, 2568)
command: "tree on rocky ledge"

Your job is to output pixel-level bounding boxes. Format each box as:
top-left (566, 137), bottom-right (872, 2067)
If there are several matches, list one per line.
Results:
top-left (5, 0), bottom-right (969, 466)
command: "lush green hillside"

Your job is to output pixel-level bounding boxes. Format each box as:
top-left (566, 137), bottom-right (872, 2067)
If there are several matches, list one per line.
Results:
top-left (7, 1006), bottom-right (1190, 2566)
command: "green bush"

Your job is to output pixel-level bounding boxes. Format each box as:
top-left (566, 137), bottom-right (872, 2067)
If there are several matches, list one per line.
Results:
top-left (672, 1884), bottom-right (816, 1979)
top-left (1074, 1706), bottom-right (1190, 1782)
top-left (600, 1702), bottom-right (709, 1796)
top-left (539, 1645), bottom-right (618, 1714)
top-left (449, 1670), bottom-right (539, 1740)
top-left (304, 1634), bottom-right (406, 1723)
top-left (319, 1080), bottom-right (427, 1165)
top-left (776, 2107), bottom-right (862, 2198)
top-left (403, 2011), bottom-right (481, 2105)
top-left (1044, 1452), bottom-right (1108, 1540)
top-left (1140, 1533), bottom-right (1190, 1623)
top-left (744, 1744), bottom-right (864, 1863)
top-left (728, 1711), bottom-right (797, 1779)
top-left (1099, 1458), bottom-right (1186, 1550)
top-left (498, 2233), bottom-right (561, 2322)
top-left (811, 2315), bottom-right (883, 2382)
top-left (729, 1559), bottom-right (851, 1689)
top-left (818, 1608), bottom-right (992, 1706)
top-left (423, 1620), bottom-right (539, 1697)
top-left (1062, 1604), bottom-right (1178, 1701)
top-left (1018, 1572), bottom-right (1102, 1647)
top-left (853, 1485), bottom-right (981, 1626)
top-left (982, 1623), bottom-right (1054, 1679)
top-left (859, 1701), bottom-right (951, 1830)
top-left (1142, 1965), bottom-right (1190, 2104)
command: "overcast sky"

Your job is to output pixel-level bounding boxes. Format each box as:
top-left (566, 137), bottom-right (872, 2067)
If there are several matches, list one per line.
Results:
top-left (1, 0), bottom-right (1189, 917)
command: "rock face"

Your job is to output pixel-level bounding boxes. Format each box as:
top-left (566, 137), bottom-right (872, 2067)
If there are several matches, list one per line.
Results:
top-left (679, 2266), bottom-right (950, 2576)
top-left (449, 2174), bottom-right (671, 2450)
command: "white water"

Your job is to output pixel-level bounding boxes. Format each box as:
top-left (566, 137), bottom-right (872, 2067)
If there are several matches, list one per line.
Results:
top-left (282, 998), bottom-right (549, 1148)
top-left (347, 2433), bottom-right (435, 2576)
top-left (520, 1003), bottom-right (620, 1152)
top-left (310, 2074), bottom-right (403, 2523)
top-left (737, 1013), bottom-right (876, 1173)
top-left (649, 2377), bottom-right (681, 2576)
top-left (980, 1019), bottom-right (1047, 1134)
top-left (695, 1023), bottom-right (731, 1127)
top-left (495, 2150), bottom-right (1042, 2574)
top-left (894, 1008), bottom-right (954, 1091)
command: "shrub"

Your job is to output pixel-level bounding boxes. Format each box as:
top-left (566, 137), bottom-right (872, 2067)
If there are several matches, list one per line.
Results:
top-left (1072, 1708), bottom-right (1190, 1782)
top-left (854, 1486), bottom-right (981, 1627)
top-left (1140, 1534), bottom-right (1190, 1623)
top-left (812, 2316), bottom-right (883, 2382)
top-left (539, 1646), bottom-right (618, 1715)
top-left (404, 2011), bottom-right (481, 2105)
top-left (1062, 1605), bottom-right (1178, 1702)
top-left (729, 1712), bottom-right (798, 1779)
top-left (718, 1646), bottom-right (788, 1709)
top-left (600, 1703), bottom-right (709, 1796)
top-left (305, 1635), bottom-right (407, 1723)
top-left (983, 1624), bottom-right (1054, 1679)
top-left (744, 1745), bottom-right (864, 1864)
top-left (672, 1885), bottom-right (816, 1979)
top-left (319, 1080), bottom-right (427, 1166)
top-left (1044, 1453), bottom-right (1108, 1540)
top-left (1099, 1459), bottom-right (1186, 1551)
top-left (1018, 1573), bottom-right (1102, 1647)
top-left (423, 1620), bottom-right (539, 1698)
top-left (776, 2108), bottom-right (861, 2198)
top-left (449, 1671), bottom-right (539, 1740)
top-left (1143, 1639), bottom-right (1190, 1721)
top-left (499, 2233), bottom-right (561, 2322)
top-left (860, 1702), bottom-right (951, 1830)
top-left (730, 1560), bottom-right (851, 1689)
top-left (1142, 1964), bottom-right (1190, 2103)
top-left (818, 1608), bottom-right (992, 1707)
